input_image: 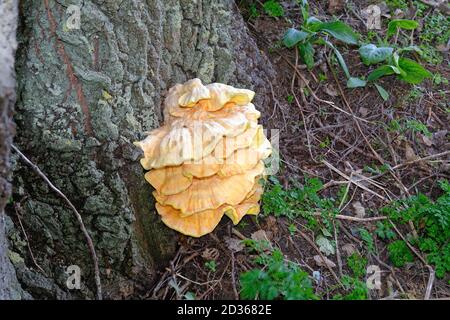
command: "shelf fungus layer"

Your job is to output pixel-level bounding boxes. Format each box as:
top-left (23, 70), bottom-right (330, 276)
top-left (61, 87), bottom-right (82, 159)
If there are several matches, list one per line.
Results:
top-left (135, 78), bottom-right (272, 237)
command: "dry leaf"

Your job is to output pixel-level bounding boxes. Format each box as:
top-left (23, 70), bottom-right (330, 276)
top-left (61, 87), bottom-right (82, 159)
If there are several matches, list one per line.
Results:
top-left (313, 255), bottom-right (336, 268)
top-left (352, 201), bottom-right (366, 218)
top-left (342, 243), bottom-right (357, 256)
top-left (328, 0), bottom-right (345, 14)
top-left (325, 84), bottom-right (339, 97)
top-left (420, 134), bottom-right (433, 147)
top-left (251, 229), bottom-right (270, 242)
top-left (359, 107), bottom-right (369, 117)
top-left (224, 236), bottom-right (244, 253)
top-left (404, 142), bottom-right (418, 162)
top-left (201, 247), bottom-right (219, 260)
top-left (393, 8), bottom-right (405, 19)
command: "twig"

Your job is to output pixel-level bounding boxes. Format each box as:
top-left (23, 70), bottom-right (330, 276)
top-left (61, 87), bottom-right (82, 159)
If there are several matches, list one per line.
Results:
top-left (11, 144), bottom-right (102, 300)
top-left (231, 252), bottom-right (239, 300)
top-left (322, 160), bottom-right (389, 201)
top-left (14, 203), bottom-right (47, 275)
top-left (291, 49), bottom-right (316, 162)
top-left (231, 228), bottom-right (247, 240)
top-left (391, 151), bottom-right (450, 171)
top-left (279, 52), bottom-right (372, 124)
top-left (312, 212), bottom-right (388, 222)
top-left (327, 59), bottom-right (384, 164)
top-left (334, 222), bottom-right (343, 278)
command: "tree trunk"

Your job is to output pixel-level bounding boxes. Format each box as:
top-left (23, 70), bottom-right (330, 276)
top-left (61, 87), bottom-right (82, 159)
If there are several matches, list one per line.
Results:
top-left (0, 0), bottom-right (27, 300)
top-left (9, 0), bottom-right (276, 299)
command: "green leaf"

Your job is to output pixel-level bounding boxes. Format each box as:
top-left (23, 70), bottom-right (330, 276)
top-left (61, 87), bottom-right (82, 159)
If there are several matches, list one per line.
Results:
top-left (359, 44), bottom-right (393, 65)
top-left (324, 40), bottom-right (351, 78)
top-left (316, 235), bottom-right (335, 256)
top-left (333, 47), bottom-right (350, 78)
top-left (263, 0), bottom-right (284, 17)
top-left (397, 45), bottom-right (422, 55)
top-left (283, 28), bottom-right (309, 48)
top-left (347, 77), bottom-right (367, 88)
top-left (375, 84), bottom-right (389, 101)
top-left (300, 2), bottom-right (309, 23)
top-left (298, 41), bottom-right (315, 69)
top-left (397, 57), bottom-right (432, 84)
top-left (387, 19), bottom-right (419, 37)
top-left (306, 17), bottom-right (322, 31)
top-left (317, 21), bottom-right (359, 45)
top-left (367, 65), bottom-right (396, 82)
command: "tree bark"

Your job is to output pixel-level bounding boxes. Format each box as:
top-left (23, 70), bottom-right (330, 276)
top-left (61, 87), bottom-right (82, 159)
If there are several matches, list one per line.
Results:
top-left (0, 0), bottom-right (27, 300)
top-left (10, 0), bottom-right (276, 299)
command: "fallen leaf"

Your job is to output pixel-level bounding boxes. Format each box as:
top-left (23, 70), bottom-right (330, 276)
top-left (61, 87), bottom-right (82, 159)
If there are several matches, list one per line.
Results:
top-left (420, 134), bottom-right (433, 147)
top-left (341, 243), bottom-right (357, 256)
top-left (393, 8), bottom-right (405, 19)
top-left (328, 0), bottom-right (345, 14)
top-left (316, 235), bottom-right (335, 256)
top-left (352, 201), bottom-right (366, 218)
top-left (404, 142), bottom-right (418, 162)
top-left (432, 130), bottom-right (448, 147)
top-left (314, 255), bottom-right (337, 268)
top-left (264, 216), bottom-right (279, 237)
top-left (201, 248), bottom-right (219, 261)
top-left (325, 83), bottom-right (339, 97)
top-left (224, 237), bottom-right (244, 253)
top-left (359, 107), bottom-right (369, 117)
top-left (251, 229), bottom-right (270, 242)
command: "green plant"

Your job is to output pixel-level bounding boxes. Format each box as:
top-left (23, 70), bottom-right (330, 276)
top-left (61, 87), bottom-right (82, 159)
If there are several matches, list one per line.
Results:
top-left (332, 276), bottom-right (368, 300)
top-left (262, 176), bottom-right (337, 232)
top-left (358, 228), bottom-right (375, 253)
top-left (381, 180), bottom-right (450, 277)
top-left (205, 260), bottom-right (217, 272)
top-left (387, 240), bottom-right (414, 267)
top-left (387, 118), bottom-right (431, 138)
top-left (405, 119), bottom-right (431, 137)
top-left (248, 3), bottom-right (259, 19)
top-left (282, 0), bottom-right (359, 78)
top-left (347, 253), bottom-right (368, 278)
top-left (240, 247), bottom-right (317, 300)
top-left (376, 221), bottom-right (396, 240)
top-left (356, 19), bottom-right (431, 100)
top-left (286, 94), bottom-right (294, 104)
top-left (263, 0), bottom-right (284, 17)
top-left (419, 11), bottom-right (449, 64)
top-left (288, 223), bottom-right (297, 235)
top-left (385, 0), bottom-right (408, 10)
top-left (433, 73), bottom-right (449, 86)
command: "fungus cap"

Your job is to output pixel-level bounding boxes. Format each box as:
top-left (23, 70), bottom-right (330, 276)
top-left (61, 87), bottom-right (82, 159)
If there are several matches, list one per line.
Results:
top-left (135, 79), bottom-right (272, 237)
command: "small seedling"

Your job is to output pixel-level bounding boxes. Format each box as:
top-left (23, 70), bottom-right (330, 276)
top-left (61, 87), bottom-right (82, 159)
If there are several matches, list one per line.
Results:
top-left (282, 0), bottom-right (359, 79)
top-left (205, 260), bottom-right (217, 272)
top-left (263, 0), bottom-right (284, 17)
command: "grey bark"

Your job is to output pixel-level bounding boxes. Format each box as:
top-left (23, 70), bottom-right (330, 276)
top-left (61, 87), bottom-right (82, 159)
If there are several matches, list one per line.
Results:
top-left (10, 0), bottom-right (276, 299)
top-left (0, 0), bottom-right (24, 300)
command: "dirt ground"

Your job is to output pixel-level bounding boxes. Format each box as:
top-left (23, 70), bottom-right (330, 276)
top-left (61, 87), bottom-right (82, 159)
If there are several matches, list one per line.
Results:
top-left (144, 0), bottom-right (449, 300)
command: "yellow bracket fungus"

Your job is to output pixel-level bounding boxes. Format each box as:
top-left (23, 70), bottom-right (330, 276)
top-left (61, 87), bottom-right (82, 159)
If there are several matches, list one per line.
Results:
top-left (135, 78), bottom-right (272, 237)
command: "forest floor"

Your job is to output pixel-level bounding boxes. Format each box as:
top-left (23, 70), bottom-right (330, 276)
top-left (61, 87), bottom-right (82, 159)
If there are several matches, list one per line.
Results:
top-left (147, 0), bottom-right (449, 300)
